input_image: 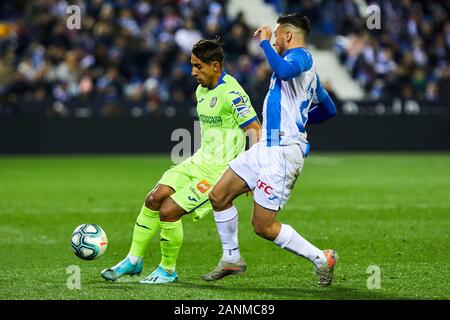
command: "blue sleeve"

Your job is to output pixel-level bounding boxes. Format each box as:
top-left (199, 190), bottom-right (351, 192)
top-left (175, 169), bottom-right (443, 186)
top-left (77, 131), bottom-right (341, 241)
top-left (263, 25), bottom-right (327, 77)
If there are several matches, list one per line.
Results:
top-left (308, 94), bottom-right (337, 124)
top-left (308, 80), bottom-right (337, 125)
top-left (308, 76), bottom-right (337, 124)
top-left (260, 40), bottom-right (312, 80)
top-left (315, 78), bottom-right (329, 102)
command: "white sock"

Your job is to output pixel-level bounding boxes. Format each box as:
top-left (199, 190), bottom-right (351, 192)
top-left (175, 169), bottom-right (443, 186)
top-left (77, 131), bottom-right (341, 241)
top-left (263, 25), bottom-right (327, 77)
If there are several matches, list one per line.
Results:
top-left (273, 224), bottom-right (326, 267)
top-left (127, 254), bottom-right (142, 265)
top-left (214, 206), bottom-right (241, 263)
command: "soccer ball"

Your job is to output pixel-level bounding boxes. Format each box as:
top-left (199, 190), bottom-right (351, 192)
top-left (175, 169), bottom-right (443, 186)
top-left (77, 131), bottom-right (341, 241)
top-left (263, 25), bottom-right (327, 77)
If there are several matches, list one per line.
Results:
top-left (70, 224), bottom-right (108, 260)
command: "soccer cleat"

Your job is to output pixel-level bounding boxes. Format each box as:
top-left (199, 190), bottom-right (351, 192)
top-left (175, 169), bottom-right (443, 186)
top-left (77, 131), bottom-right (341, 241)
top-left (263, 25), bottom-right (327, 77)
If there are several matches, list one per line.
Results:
top-left (315, 249), bottom-right (339, 287)
top-left (201, 257), bottom-right (246, 281)
top-left (101, 257), bottom-right (143, 281)
top-left (140, 265), bottom-right (178, 284)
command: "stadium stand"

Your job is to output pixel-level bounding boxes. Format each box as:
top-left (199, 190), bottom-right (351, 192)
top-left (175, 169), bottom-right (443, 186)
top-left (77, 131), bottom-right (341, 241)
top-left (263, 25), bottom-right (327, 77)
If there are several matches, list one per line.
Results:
top-left (0, 0), bottom-right (448, 118)
top-left (0, 0), bottom-right (271, 117)
top-left (284, 0), bottom-right (450, 102)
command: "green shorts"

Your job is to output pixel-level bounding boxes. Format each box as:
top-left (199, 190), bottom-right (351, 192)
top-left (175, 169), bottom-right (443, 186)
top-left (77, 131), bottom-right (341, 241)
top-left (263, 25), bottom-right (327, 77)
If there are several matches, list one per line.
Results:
top-left (158, 158), bottom-right (225, 222)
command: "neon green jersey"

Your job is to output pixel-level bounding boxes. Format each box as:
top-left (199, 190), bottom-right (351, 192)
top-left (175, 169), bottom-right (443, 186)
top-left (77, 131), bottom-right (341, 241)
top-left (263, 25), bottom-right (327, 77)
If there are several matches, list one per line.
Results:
top-left (191, 71), bottom-right (258, 171)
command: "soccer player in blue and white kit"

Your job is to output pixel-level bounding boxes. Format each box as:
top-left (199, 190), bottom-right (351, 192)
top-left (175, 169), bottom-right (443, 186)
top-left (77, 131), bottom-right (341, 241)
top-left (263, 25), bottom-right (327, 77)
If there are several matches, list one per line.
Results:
top-left (202, 14), bottom-right (339, 286)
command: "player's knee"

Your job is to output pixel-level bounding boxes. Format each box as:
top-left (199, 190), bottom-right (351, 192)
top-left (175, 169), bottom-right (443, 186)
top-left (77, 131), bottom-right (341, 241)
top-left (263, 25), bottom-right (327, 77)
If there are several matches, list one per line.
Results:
top-left (252, 221), bottom-right (268, 238)
top-left (209, 189), bottom-right (227, 210)
top-left (144, 192), bottom-right (164, 211)
top-left (252, 220), bottom-right (276, 240)
top-left (159, 200), bottom-right (181, 222)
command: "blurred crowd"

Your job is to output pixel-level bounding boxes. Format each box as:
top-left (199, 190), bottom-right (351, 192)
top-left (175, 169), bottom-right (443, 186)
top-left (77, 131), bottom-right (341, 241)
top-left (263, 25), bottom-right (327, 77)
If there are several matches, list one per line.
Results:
top-left (282, 0), bottom-right (450, 102)
top-left (0, 0), bottom-right (448, 118)
top-left (0, 0), bottom-right (271, 117)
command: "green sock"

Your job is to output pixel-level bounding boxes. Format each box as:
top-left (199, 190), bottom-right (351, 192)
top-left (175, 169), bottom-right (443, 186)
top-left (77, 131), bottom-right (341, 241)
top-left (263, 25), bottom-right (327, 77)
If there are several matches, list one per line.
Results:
top-left (129, 205), bottom-right (160, 257)
top-left (159, 219), bottom-right (183, 273)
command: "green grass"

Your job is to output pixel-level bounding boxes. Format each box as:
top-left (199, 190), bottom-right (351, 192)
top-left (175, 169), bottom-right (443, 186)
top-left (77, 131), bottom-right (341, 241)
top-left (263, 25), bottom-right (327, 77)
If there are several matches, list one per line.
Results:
top-left (0, 154), bottom-right (449, 300)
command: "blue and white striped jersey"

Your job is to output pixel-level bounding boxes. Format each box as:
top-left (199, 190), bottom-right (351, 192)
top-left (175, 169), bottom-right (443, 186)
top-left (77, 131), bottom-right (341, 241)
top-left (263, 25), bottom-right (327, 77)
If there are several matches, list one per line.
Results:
top-left (260, 42), bottom-right (327, 152)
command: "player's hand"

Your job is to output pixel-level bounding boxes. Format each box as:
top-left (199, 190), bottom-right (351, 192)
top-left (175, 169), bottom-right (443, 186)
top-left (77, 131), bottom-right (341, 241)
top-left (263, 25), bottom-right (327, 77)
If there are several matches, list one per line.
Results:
top-left (254, 26), bottom-right (272, 42)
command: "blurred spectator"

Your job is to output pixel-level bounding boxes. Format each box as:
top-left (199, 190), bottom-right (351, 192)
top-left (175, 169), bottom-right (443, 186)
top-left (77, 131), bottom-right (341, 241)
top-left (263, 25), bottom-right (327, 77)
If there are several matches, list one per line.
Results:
top-left (174, 19), bottom-right (203, 54)
top-left (247, 62), bottom-right (271, 114)
top-left (0, 0), bottom-right (246, 117)
top-left (1, 0), bottom-right (448, 117)
top-left (327, 0), bottom-right (450, 101)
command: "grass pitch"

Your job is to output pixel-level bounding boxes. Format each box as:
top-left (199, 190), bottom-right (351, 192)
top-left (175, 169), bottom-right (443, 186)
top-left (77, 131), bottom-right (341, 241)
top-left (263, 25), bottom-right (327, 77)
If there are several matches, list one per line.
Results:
top-left (0, 154), bottom-right (449, 300)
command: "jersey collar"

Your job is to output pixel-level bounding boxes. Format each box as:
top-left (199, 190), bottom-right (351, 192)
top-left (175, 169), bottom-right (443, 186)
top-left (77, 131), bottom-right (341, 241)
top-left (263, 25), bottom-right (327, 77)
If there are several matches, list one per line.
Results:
top-left (210, 70), bottom-right (227, 90)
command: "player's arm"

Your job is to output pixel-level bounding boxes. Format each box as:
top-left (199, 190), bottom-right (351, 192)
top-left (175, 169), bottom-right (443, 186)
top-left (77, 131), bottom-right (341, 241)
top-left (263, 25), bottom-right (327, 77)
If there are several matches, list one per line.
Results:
top-left (259, 40), bottom-right (308, 80)
top-left (254, 25), bottom-right (311, 81)
top-left (242, 119), bottom-right (261, 147)
top-left (308, 77), bottom-right (337, 124)
top-left (228, 90), bottom-right (260, 146)
top-left (254, 25), bottom-right (305, 80)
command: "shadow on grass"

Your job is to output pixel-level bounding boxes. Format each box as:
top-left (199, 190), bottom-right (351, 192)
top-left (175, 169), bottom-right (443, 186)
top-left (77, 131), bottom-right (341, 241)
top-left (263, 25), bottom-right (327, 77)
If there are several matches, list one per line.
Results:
top-left (171, 281), bottom-right (413, 300)
top-left (93, 279), bottom-right (413, 300)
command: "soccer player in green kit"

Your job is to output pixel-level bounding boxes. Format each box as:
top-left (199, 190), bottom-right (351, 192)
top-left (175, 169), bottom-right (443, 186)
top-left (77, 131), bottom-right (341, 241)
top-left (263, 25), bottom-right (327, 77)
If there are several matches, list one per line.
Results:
top-left (101, 39), bottom-right (261, 284)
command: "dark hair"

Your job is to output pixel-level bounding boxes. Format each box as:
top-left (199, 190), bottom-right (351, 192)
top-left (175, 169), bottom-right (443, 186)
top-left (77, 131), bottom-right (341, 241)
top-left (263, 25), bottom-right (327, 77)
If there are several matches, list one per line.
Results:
top-left (192, 39), bottom-right (225, 67)
top-left (277, 13), bottom-right (310, 37)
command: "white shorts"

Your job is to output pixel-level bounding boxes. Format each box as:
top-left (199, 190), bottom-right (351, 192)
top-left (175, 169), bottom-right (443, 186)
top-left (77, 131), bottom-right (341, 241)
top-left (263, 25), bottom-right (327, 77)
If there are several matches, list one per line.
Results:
top-left (229, 143), bottom-right (304, 211)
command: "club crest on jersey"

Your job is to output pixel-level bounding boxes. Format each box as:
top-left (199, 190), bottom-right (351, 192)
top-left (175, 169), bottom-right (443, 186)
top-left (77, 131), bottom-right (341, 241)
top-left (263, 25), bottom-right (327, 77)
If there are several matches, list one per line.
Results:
top-left (210, 96), bottom-right (217, 108)
top-left (196, 179), bottom-right (211, 193)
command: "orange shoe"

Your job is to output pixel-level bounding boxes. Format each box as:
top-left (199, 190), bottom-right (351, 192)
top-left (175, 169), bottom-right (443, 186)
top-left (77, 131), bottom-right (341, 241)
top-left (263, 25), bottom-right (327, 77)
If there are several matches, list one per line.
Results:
top-left (315, 250), bottom-right (339, 287)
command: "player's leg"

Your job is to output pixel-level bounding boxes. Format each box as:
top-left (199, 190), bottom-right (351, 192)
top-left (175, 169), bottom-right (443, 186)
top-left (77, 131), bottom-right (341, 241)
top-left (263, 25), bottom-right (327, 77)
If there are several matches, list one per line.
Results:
top-left (252, 201), bottom-right (338, 286)
top-left (209, 168), bottom-right (250, 260)
top-left (251, 144), bottom-right (338, 286)
top-left (128, 184), bottom-right (174, 261)
top-left (101, 184), bottom-right (174, 281)
top-left (252, 200), bottom-right (327, 260)
top-left (141, 166), bottom-right (215, 284)
top-left (208, 168), bottom-right (251, 211)
top-left (140, 197), bottom-right (186, 284)
top-left (203, 148), bottom-right (259, 281)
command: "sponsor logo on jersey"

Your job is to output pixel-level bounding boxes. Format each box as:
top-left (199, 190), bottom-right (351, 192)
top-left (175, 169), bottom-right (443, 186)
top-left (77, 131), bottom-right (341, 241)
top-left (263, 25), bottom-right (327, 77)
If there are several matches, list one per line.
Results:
top-left (196, 179), bottom-right (211, 193)
top-left (198, 114), bottom-right (223, 127)
top-left (189, 186), bottom-right (201, 199)
top-left (256, 179), bottom-right (273, 196)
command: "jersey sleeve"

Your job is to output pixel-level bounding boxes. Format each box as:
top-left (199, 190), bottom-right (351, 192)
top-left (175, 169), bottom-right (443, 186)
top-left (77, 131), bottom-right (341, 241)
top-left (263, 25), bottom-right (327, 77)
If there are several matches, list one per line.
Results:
top-left (309, 74), bottom-right (337, 124)
top-left (260, 40), bottom-right (313, 80)
top-left (226, 90), bottom-right (259, 128)
top-left (312, 74), bottom-right (328, 104)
